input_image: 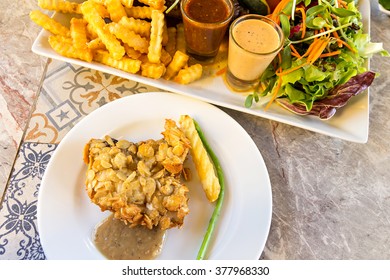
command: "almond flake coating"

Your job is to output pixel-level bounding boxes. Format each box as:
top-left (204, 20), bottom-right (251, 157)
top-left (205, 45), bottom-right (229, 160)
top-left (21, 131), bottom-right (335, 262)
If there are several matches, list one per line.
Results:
top-left (84, 119), bottom-right (191, 230)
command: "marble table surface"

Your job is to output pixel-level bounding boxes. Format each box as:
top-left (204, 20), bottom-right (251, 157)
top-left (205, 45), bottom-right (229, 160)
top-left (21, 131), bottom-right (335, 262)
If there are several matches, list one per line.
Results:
top-left (0, 0), bottom-right (390, 260)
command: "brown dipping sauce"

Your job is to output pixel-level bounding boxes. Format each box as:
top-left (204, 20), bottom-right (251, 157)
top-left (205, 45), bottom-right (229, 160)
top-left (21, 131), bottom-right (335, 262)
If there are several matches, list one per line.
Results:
top-left (94, 215), bottom-right (166, 260)
top-left (181, 0), bottom-right (233, 58)
top-left (185, 0), bottom-right (230, 23)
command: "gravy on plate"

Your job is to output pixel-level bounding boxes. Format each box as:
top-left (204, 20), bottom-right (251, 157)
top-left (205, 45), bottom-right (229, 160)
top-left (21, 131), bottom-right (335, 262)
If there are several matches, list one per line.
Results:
top-left (94, 215), bottom-right (166, 260)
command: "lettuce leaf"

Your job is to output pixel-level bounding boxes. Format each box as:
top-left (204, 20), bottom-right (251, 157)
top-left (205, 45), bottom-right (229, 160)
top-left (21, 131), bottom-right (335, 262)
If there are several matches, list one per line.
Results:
top-left (353, 34), bottom-right (390, 58)
top-left (276, 71), bottom-right (376, 119)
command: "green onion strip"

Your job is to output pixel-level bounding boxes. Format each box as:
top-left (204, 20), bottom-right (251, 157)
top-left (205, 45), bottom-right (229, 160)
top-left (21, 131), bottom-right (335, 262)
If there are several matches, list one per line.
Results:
top-left (165, 0), bottom-right (180, 14)
top-left (193, 120), bottom-right (225, 260)
top-left (291, 0), bottom-right (297, 20)
top-left (290, 22), bottom-right (352, 44)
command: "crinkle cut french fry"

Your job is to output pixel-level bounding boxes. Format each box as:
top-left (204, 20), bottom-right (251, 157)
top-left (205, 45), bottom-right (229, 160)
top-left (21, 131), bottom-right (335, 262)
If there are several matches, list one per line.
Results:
top-left (29, 10), bottom-right (70, 37)
top-left (160, 48), bottom-right (172, 66)
top-left (120, 0), bottom-right (134, 8)
top-left (108, 22), bottom-right (149, 53)
top-left (165, 27), bottom-right (176, 56)
top-left (174, 64), bottom-right (203, 84)
top-left (138, 0), bottom-right (165, 10)
top-left (141, 62), bottom-right (166, 79)
top-left (93, 50), bottom-right (141, 74)
top-left (87, 37), bottom-right (107, 50)
top-left (52, 35), bottom-right (73, 45)
top-left (86, 23), bottom-right (98, 39)
top-left (162, 21), bottom-right (168, 46)
top-left (80, 1), bottom-right (105, 30)
top-left (38, 0), bottom-right (81, 14)
top-left (164, 50), bottom-right (189, 80)
top-left (81, 1), bottom-right (125, 60)
top-left (138, 54), bottom-right (149, 63)
top-left (90, 0), bottom-right (105, 4)
top-left (148, 10), bottom-right (164, 63)
top-left (70, 18), bottom-right (88, 49)
top-left (91, 1), bottom-right (110, 18)
top-left (118, 17), bottom-right (151, 39)
top-left (123, 44), bottom-right (142, 59)
top-left (124, 6), bottom-right (153, 19)
top-left (175, 23), bottom-right (186, 54)
top-left (49, 35), bottom-right (93, 62)
top-left (105, 0), bottom-right (127, 22)
top-left (97, 26), bottom-right (126, 59)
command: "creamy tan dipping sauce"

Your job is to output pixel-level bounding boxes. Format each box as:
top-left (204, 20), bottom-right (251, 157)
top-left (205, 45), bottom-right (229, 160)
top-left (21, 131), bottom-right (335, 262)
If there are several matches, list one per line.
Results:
top-left (228, 18), bottom-right (282, 81)
top-left (94, 215), bottom-right (166, 260)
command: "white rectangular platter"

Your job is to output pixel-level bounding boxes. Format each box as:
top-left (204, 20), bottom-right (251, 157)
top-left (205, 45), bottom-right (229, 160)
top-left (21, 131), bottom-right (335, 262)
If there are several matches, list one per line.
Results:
top-left (32, 0), bottom-right (371, 143)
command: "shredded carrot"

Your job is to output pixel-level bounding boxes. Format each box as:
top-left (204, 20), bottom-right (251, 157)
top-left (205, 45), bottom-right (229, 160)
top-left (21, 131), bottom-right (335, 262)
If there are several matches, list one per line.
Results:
top-left (291, 52), bottom-right (301, 58)
top-left (265, 68), bottom-right (283, 110)
top-left (272, 0), bottom-right (289, 15)
top-left (330, 13), bottom-right (338, 20)
top-left (276, 62), bottom-right (308, 76)
top-left (277, 51), bottom-right (282, 64)
top-left (337, 0), bottom-right (348, 9)
top-left (270, 0), bottom-right (291, 24)
top-left (336, 38), bottom-right (357, 53)
top-left (307, 38), bottom-right (330, 63)
top-left (216, 67), bottom-right (226, 76)
top-left (332, 30), bottom-right (343, 47)
top-left (301, 37), bottom-right (321, 58)
top-left (296, 7), bottom-right (306, 39)
top-left (290, 44), bottom-right (301, 58)
top-left (277, 37), bottom-right (330, 77)
top-left (319, 50), bottom-right (341, 58)
top-left (259, 82), bottom-right (267, 91)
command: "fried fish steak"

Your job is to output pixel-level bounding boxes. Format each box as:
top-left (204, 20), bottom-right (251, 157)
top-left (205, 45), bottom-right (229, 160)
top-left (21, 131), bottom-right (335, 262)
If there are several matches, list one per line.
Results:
top-left (83, 119), bottom-right (191, 230)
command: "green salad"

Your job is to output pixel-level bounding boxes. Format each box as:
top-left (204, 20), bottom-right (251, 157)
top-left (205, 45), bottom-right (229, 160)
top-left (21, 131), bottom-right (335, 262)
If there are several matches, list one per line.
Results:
top-left (245, 0), bottom-right (389, 119)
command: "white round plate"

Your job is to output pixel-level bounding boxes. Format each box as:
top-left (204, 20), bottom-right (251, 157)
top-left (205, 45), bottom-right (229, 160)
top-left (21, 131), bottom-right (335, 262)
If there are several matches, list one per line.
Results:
top-left (37, 92), bottom-right (272, 260)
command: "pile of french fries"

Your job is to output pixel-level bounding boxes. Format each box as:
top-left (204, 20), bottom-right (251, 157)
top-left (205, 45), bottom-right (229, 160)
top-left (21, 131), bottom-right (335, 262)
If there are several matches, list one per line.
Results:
top-left (30, 0), bottom-right (202, 84)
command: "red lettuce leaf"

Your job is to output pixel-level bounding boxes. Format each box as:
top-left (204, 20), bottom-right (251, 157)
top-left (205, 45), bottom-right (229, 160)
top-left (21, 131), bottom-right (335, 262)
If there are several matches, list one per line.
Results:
top-left (276, 71), bottom-right (376, 120)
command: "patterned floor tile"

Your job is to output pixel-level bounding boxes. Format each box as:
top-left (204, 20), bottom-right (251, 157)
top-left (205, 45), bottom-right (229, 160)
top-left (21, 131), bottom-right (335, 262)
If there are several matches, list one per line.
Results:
top-left (0, 143), bottom-right (57, 260)
top-left (25, 59), bottom-right (162, 144)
